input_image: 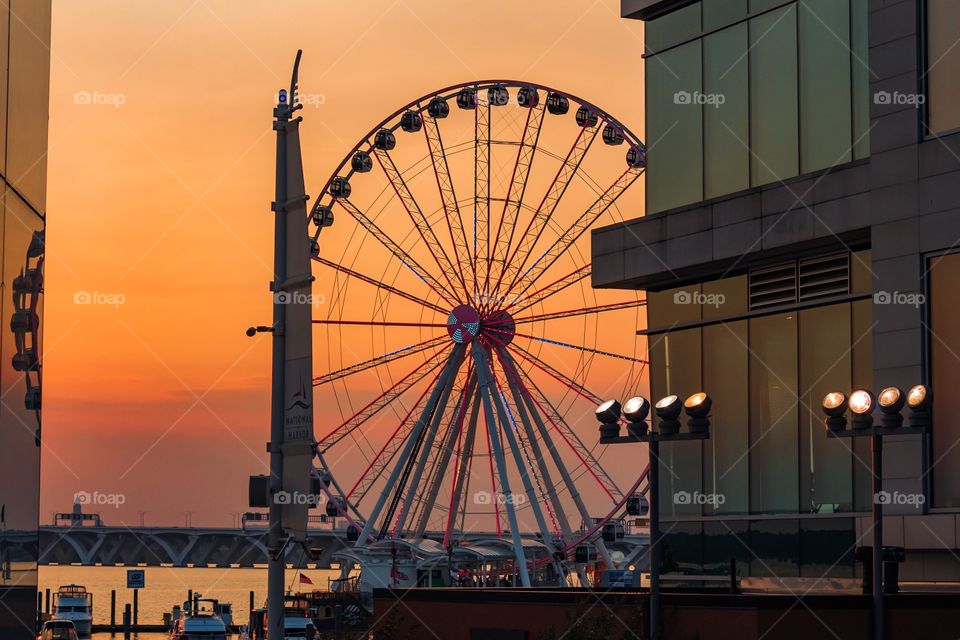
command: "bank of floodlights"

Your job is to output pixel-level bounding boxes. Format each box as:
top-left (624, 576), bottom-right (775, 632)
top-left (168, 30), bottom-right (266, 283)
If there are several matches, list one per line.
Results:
top-left (821, 385), bottom-right (931, 432)
top-left (595, 393), bottom-right (711, 438)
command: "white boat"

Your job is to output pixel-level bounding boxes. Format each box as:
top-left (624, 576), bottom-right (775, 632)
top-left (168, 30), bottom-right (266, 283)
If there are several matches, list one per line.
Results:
top-left (52, 585), bottom-right (93, 637)
top-left (168, 596), bottom-right (228, 640)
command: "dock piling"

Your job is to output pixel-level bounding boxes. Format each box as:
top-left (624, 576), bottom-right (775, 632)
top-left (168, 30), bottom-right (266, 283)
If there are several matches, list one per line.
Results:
top-left (133, 588), bottom-right (139, 625)
top-left (123, 603), bottom-right (131, 640)
top-left (110, 590), bottom-right (116, 627)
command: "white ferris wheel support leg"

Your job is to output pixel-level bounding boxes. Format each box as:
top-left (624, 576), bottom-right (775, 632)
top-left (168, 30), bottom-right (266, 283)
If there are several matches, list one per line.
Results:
top-left (505, 351), bottom-right (616, 571)
top-left (414, 372), bottom-right (479, 539)
top-left (471, 341), bottom-right (532, 587)
top-left (392, 358), bottom-right (464, 537)
top-left (354, 344), bottom-right (466, 547)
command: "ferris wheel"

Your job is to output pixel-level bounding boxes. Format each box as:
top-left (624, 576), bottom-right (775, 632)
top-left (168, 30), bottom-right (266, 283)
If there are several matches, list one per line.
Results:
top-left (308, 81), bottom-right (649, 586)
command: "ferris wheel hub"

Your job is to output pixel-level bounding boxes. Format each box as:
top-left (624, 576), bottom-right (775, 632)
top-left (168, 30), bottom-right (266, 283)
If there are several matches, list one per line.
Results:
top-left (447, 304), bottom-right (481, 344)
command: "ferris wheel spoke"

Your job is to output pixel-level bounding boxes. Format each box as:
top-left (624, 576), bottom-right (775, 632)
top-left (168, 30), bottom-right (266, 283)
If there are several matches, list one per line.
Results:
top-left (421, 114), bottom-right (474, 299)
top-left (484, 99), bottom-right (547, 310)
top-left (498, 123), bottom-right (600, 300)
top-left (335, 197), bottom-right (460, 308)
top-left (501, 264), bottom-right (591, 317)
top-left (489, 362), bottom-right (565, 547)
top-left (515, 363), bottom-right (623, 502)
top-left (505, 166), bottom-right (644, 303)
top-left (312, 335), bottom-right (447, 386)
top-left (503, 299), bottom-right (646, 326)
top-left (413, 367), bottom-right (477, 539)
top-left (502, 329), bottom-right (648, 365)
top-left (494, 341), bottom-right (600, 405)
top-left (312, 319), bottom-right (447, 328)
top-left (354, 344), bottom-right (465, 544)
top-left (317, 350), bottom-right (448, 452)
top-left (471, 342), bottom-right (532, 587)
top-left (313, 256), bottom-right (447, 315)
top-left (474, 92), bottom-right (491, 290)
top-left (390, 349), bottom-right (463, 538)
top-left (445, 384), bottom-right (482, 548)
top-left (344, 360), bottom-right (444, 503)
top-left (373, 148), bottom-right (469, 301)
top-left (495, 347), bottom-right (615, 567)
top-left (492, 347), bottom-right (583, 546)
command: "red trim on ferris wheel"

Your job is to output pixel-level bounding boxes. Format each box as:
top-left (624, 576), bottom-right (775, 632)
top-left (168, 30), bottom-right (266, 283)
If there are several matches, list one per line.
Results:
top-left (492, 125), bottom-right (591, 302)
top-left (444, 363), bottom-right (475, 549)
top-left (372, 150), bottom-right (467, 304)
top-left (479, 333), bottom-right (614, 502)
top-left (312, 255), bottom-right (447, 315)
top-left (312, 319), bottom-right (447, 327)
top-left (487, 358), bottom-right (562, 540)
top-left (498, 299), bottom-right (647, 325)
top-left (345, 366), bottom-right (444, 501)
top-left (319, 352), bottom-right (444, 448)
top-left (481, 104), bottom-right (536, 316)
top-left (420, 117), bottom-right (473, 303)
top-left (481, 392), bottom-right (503, 541)
top-left (497, 263), bottom-right (592, 317)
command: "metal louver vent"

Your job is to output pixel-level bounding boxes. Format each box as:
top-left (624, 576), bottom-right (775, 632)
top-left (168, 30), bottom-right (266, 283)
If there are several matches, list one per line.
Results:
top-left (749, 253), bottom-right (851, 311)
top-left (798, 253), bottom-right (850, 302)
top-left (749, 262), bottom-right (798, 310)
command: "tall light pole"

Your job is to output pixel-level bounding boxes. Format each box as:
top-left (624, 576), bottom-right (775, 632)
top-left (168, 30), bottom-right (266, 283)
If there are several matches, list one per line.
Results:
top-left (822, 385), bottom-right (930, 640)
top-left (597, 393), bottom-right (712, 640)
top-left (249, 49), bottom-right (317, 640)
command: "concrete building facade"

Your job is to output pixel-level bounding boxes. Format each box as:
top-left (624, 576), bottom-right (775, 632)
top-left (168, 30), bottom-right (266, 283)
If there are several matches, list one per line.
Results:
top-left (594, 0), bottom-right (960, 583)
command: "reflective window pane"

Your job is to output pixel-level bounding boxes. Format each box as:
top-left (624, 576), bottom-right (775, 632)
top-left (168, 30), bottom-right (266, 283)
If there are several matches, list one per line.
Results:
top-left (930, 253), bottom-right (960, 507)
top-left (703, 321), bottom-right (749, 514)
top-left (749, 313), bottom-right (799, 513)
top-left (703, 0), bottom-right (747, 30)
top-left (927, 0), bottom-right (960, 134)
top-left (851, 0), bottom-right (870, 158)
top-left (749, 5), bottom-right (799, 186)
top-left (704, 23), bottom-right (750, 198)
top-left (799, 304), bottom-right (853, 513)
top-left (799, 0), bottom-right (852, 172)
top-left (646, 2), bottom-right (702, 51)
top-left (647, 40), bottom-right (704, 213)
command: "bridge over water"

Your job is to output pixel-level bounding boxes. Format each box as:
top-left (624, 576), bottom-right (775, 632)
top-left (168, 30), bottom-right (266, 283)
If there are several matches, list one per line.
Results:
top-left (38, 525), bottom-right (648, 569)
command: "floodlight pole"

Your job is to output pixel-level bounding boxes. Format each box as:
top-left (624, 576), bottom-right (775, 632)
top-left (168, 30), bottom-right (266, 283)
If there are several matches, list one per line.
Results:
top-left (601, 428), bottom-right (709, 640)
top-left (827, 422), bottom-right (928, 640)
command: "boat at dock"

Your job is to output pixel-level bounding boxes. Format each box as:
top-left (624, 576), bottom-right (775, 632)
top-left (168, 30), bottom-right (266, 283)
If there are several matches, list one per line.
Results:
top-left (168, 595), bottom-right (229, 640)
top-left (52, 585), bottom-right (93, 637)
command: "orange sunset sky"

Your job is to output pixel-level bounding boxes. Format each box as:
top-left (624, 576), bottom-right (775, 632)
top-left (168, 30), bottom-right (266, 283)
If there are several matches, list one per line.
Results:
top-left (41, 0), bottom-right (648, 528)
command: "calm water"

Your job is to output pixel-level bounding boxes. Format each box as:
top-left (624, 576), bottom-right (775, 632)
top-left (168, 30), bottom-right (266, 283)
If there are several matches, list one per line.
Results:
top-left (39, 565), bottom-right (344, 638)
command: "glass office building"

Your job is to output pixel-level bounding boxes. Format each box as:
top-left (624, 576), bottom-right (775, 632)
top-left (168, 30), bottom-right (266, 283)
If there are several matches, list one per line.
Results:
top-left (595, 0), bottom-right (960, 581)
top-left (0, 1), bottom-right (50, 637)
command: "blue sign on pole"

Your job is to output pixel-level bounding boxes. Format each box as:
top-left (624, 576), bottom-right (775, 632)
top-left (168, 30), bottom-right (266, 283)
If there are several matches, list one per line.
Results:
top-left (126, 569), bottom-right (145, 589)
